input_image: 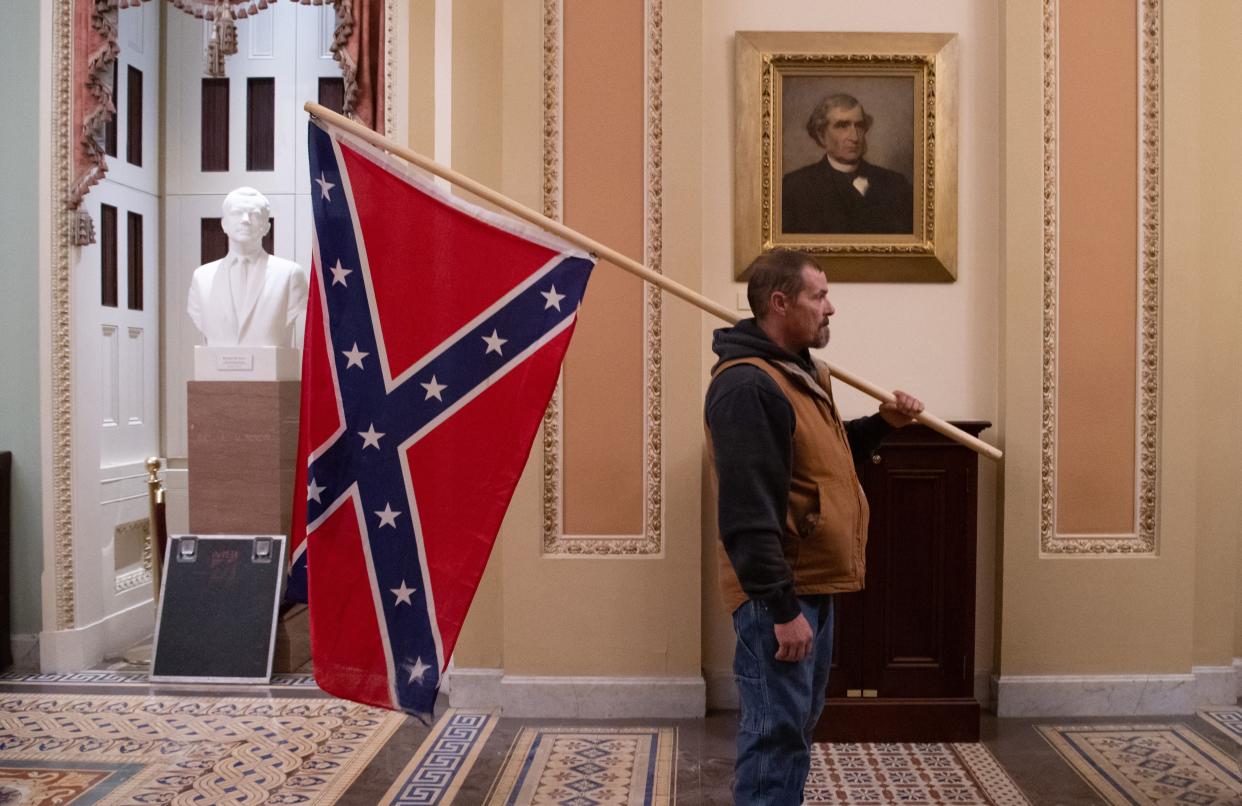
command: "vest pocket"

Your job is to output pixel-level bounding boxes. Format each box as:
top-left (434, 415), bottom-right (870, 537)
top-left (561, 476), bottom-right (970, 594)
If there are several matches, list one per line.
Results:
top-left (799, 478), bottom-right (861, 580)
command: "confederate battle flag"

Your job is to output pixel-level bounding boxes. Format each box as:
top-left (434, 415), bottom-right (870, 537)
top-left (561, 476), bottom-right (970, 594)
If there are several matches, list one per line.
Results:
top-left (288, 118), bottom-right (595, 716)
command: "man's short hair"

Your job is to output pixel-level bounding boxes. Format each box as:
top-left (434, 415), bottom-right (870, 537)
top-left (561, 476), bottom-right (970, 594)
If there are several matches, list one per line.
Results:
top-left (746, 249), bottom-right (822, 319)
top-left (805, 93), bottom-right (873, 148)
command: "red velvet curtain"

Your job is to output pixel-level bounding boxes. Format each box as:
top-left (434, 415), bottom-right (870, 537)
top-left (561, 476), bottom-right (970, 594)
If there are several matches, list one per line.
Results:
top-left (69, 0), bottom-right (118, 243)
top-left (332, 0), bottom-right (386, 134)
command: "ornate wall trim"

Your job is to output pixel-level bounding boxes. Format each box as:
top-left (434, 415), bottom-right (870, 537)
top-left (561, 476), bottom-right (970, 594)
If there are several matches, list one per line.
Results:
top-left (383, 0), bottom-right (395, 137)
top-left (540, 0), bottom-right (665, 556)
top-left (51, 0), bottom-right (77, 631)
top-left (1039, 0), bottom-right (1161, 555)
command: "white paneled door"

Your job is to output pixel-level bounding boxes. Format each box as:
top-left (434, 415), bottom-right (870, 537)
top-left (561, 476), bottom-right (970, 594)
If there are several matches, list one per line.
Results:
top-left (71, 2), bottom-right (162, 642)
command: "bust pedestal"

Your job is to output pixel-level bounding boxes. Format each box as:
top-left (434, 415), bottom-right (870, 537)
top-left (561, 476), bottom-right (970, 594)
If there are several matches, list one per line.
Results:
top-left (186, 380), bottom-right (300, 536)
top-left (187, 379), bottom-right (307, 672)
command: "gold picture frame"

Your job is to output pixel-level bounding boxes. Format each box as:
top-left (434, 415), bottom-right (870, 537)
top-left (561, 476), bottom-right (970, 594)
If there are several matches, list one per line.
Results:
top-left (734, 31), bottom-right (959, 282)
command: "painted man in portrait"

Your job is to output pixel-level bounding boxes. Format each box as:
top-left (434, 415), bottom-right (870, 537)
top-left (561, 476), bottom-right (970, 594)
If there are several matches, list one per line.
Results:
top-left (781, 93), bottom-right (914, 234)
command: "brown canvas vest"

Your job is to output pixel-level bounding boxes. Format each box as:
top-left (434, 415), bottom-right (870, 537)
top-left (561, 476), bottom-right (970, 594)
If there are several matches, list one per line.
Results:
top-left (708, 357), bottom-right (870, 613)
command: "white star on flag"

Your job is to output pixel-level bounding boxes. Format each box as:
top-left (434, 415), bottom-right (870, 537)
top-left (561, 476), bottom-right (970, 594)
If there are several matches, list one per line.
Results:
top-left (375, 502), bottom-right (402, 528)
top-left (307, 478), bottom-right (325, 503)
top-left (342, 343), bottom-right (369, 369)
top-left (421, 376), bottom-right (447, 401)
top-left (406, 657), bottom-right (431, 684)
top-left (541, 285), bottom-right (565, 311)
top-left (358, 423), bottom-right (385, 450)
top-left (329, 259), bottom-right (353, 287)
top-left (316, 172), bottom-right (336, 201)
top-left (482, 329), bottom-right (507, 355)
top-left (390, 580), bottom-right (416, 605)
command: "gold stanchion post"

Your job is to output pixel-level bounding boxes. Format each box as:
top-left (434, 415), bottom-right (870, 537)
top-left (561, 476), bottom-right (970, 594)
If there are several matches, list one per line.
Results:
top-left (123, 457), bottom-right (167, 666)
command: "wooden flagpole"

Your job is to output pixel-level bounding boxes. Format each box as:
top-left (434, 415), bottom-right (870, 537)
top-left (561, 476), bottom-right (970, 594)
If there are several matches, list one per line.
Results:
top-left (305, 103), bottom-right (1002, 462)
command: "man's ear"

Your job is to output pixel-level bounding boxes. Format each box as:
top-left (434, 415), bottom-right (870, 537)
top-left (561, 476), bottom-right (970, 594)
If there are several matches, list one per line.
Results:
top-left (769, 291), bottom-right (789, 317)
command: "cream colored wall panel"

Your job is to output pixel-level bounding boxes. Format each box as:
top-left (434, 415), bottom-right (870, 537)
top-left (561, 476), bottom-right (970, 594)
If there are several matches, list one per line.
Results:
top-left (999, 0), bottom-right (1208, 683)
top-left (1188, 1), bottom-right (1242, 668)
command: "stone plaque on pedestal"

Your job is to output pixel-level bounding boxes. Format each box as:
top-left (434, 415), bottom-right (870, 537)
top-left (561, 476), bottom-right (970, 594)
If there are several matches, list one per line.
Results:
top-left (187, 381), bottom-right (300, 536)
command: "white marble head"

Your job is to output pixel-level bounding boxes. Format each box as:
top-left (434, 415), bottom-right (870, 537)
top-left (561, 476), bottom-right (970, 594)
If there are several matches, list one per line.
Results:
top-left (221, 187), bottom-right (272, 252)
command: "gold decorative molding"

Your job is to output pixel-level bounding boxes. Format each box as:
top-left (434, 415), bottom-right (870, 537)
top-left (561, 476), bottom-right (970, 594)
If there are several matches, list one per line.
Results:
top-left (758, 53), bottom-right (937, 259)
top-left (1039, 0), bottom-right (1161, 555)
top-left (383, 0), bottom-right (395, 137)
top-left (540, 0), bottom-right (665, 556)
top-left (733, 31), bottom-right (959, 282)
top-left (115, 515), bottom-right (153, 594)
top-left (52, 0), bottom-right (77, 631)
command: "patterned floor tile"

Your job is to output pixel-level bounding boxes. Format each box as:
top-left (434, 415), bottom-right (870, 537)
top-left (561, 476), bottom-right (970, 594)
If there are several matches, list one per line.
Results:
top-left (1039, 723), bottom-right (1242, 805)
top-left (486, 726), bottom-right (676, 805)
top-left (0, 692), bottom-right (406, 804)
top-left (805, 741), bottom-right (1031, 805)
top-left (0, 670), bottom-right (318, 688)
top-left (381, 707), bottom-right (498, 804)
top-left (1199, 707), bottom-right (1242, 746)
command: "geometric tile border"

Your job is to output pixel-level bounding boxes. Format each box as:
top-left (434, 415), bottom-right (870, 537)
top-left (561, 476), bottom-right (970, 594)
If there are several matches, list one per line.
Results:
top-left (0, 670), bottom-right (318, 688)
top-left (381, 708), bottom-right (498, 805)
top-left (0, 692), bottom-right (406, 804)
top-left (1199, 707), bottom-right (1242, 746)
top-left (1038, 723), bottom-right (1242, 806)
top-left (805, 741), bottom-right (1032, 805)
top-left (486, 726), bottom-right (676, 805)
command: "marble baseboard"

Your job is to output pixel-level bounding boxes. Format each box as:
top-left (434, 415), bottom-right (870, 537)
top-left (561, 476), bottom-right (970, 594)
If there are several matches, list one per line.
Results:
top-left (9, 634), bottom-right (39, 670)
top-left (446, 667), bottom-right (503, 709)
top-left (39, 599), bottom-right (154, 672)
top-left (447, 669), bottom-right (705, 718)
top-left (1235, 658), bottom-right (1242, 699)
top-left (996, 667), bottom-right (1238, 717)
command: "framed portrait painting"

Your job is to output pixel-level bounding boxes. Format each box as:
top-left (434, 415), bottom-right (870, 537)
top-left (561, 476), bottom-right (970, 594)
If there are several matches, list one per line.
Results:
top-left (734, 32), bottom-right (959, 281)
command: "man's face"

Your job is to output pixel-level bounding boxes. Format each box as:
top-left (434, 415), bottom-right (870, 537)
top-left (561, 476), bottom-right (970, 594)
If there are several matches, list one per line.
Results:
top-left (221, 197), bottom-right (271, 245)
top-left (787, 265), bottom-right (835, 350)
top-left (822, 105), bottom-right (868, 165)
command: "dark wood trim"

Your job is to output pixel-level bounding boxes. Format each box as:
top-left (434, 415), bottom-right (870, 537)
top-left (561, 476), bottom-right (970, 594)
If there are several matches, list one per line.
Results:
top-left (201, 78), bottom-right (230, 172)
top-left (246, 77), bottom-right (275, 172)
top-left (815, 698), bottom-right (981, 743)
top-left (200, 217), bottom-right (227, 266)
top-left (100, 204), bottom-right (118, 308)
top-left (126, 211), bottom-right (143, 311)
top-left (318, 77), bottom-right (345, 116)
top-left (125, 65), bottom-right (143, 167)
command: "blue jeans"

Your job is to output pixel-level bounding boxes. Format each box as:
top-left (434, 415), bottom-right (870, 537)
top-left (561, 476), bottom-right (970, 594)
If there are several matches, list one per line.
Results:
top-left (732, 595), bottom-right (834, 805)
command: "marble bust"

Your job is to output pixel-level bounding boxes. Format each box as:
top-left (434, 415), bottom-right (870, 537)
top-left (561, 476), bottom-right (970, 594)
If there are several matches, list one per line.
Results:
top-left (187, 187), bottom-right (308, 348)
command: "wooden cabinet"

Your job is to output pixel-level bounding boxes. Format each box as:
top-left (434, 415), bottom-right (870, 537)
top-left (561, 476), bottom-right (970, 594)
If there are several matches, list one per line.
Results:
top-left (815, 421), bottom-right (990, 743)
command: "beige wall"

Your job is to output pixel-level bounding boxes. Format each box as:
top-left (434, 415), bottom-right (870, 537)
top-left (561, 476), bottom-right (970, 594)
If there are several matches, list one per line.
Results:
top-left (1000, 0), bottom-right (1242, 677)
top-left (698, 0), bottom-right (1003, 693)
top-left (1191, 0), bottom-right (1242, 667)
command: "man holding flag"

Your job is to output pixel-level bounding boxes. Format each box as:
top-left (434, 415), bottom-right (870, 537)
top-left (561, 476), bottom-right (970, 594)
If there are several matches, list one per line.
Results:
top-left (706, 248), bottom-right (923, 804)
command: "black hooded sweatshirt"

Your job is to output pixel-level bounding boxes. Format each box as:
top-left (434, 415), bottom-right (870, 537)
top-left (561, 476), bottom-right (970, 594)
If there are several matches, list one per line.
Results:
top-left (705, 319), bottom-right (892, 623)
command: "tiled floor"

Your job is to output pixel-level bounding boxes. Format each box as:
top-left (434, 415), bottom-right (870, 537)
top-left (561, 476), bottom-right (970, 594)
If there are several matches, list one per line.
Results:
top-left (0, 664), bottom-right (1238, 804)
